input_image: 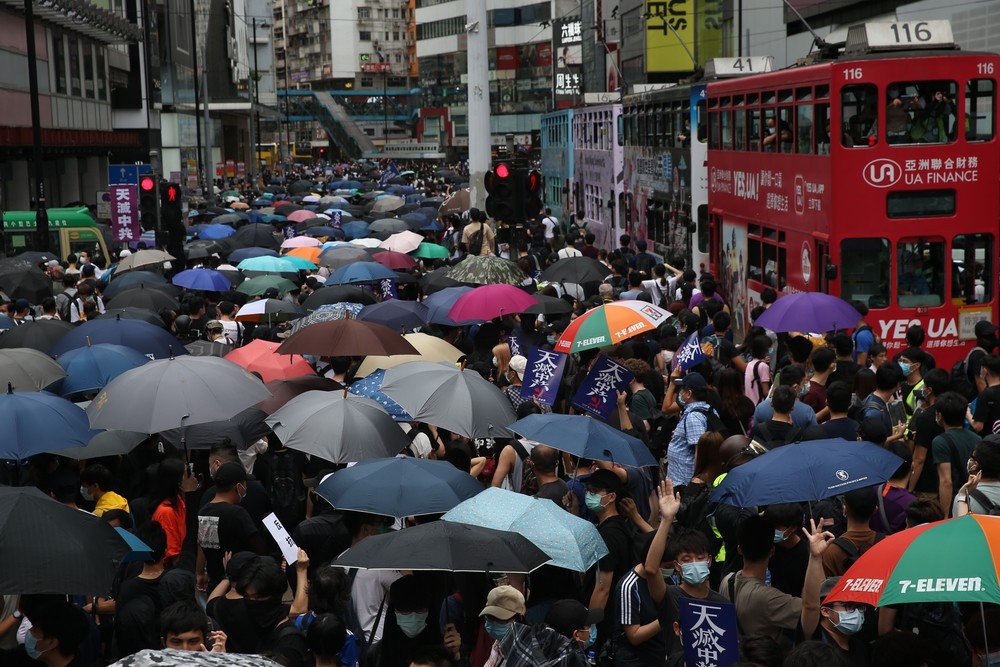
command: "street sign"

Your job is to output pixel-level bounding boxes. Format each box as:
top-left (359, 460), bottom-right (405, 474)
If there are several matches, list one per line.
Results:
top-left (110, 184), bottom-right (140, 242)
top-left (361, 62), bottom-right (392, 73)
top-left (108, 163), bottom-right (152, 186)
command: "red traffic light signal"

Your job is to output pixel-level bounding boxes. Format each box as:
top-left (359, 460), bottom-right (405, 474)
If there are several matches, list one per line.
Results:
top-left (161, 183), bottom-right (182, 205)
top-left (139, 176), bottom-right (156, 192)
top-left (495, 162), bottom-right (511, 179)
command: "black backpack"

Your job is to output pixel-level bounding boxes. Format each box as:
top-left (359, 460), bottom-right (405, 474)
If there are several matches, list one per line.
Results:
top-left (751, 422), bottom-right (804, 449)
top-left (832, 533), bottom-right (885, 571)
top-left (674, 483), bottom-right (723, 556)
top-left (467, 225), bottom-right (485, 256)
top-left (952, 345), bottom-right (986, 384)
top-left (968, 489), bottom-right (1000, 516)
top-left (896, 601), bottom-right (973, 667)
top-left (267, 449), bottom-right (305, 518)
top-left (685, 406), bottom-right (729, 438)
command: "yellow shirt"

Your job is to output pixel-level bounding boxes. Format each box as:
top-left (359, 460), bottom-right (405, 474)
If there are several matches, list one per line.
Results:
top-left (94, 491), bottom-right (130, 518)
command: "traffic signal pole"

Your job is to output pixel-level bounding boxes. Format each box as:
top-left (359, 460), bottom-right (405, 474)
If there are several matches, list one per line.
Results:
top-left (466, 1), bottom-right (490, 212)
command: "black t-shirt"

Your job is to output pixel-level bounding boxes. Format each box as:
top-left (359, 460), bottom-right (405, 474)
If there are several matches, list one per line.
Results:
top-left (973, 385), bottom-right (1000, 436)
top-left (750, 420), bottom-right (799, 447)
top-left (770, 537), bottom-right (809, 597)
top-left (828, 360), bottom-right (860, 390)
top-left (912, 406), bottom-right (943, 494)
top-left (201, 478), bottom-right (272, 528)
top-left (115, 574), bottom-right (161, 613)
top-left (585, 515), bottom-right (636, 644)
top-left (661, 585), bottom-right (729, 658)
top-left (207, 596), bottom-right (261, 654)
top-left (197, 502), bottom-right (264, 590)
top-left (615, 569), bottom-right (666, 664)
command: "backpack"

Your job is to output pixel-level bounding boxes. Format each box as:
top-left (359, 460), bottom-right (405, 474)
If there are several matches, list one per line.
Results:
top-left (508, 439), bottom-right (538, 496)
top-left (952, 345), bottom-right (986, 384)
top-left (896, 601), bottom-right (974, 666)
top-left (686, 406), bottom-right (729, 438)
top-left (267, 449), bottom-right (305, 518)
top-left (747, 360), bottom-right (767, 405)
top-left (852, 324), bottom-right (881, 358)
top-left (832, 533), bottom-right (885, 571)
top-left (467, 224), bottom-right (485, 256)
top-left (969, 489), bottom-right (1000, 516)
top-left (700, 335), bottom-right (728, 378)
top-left (674, 483), bottom-right (724, 556)
top-left (751, 421), bottom-right (804, 449)
top-left (55, 288), bottom-right (77, 321)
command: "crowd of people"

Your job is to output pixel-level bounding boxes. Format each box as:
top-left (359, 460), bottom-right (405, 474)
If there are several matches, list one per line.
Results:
top-left (2, 161), bottom-right (999, 667)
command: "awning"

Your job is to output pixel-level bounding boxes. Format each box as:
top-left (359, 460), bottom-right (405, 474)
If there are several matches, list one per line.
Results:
top-left (1, 0), bottom-right (142, 44)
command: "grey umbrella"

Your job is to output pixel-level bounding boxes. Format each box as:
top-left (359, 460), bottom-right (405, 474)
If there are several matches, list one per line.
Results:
top-left (380, 361), bottom-right (517, 439)
top-left (265, 390), bottom-right (407, 463)
top-left (368, 218), bottom-right (409, 240)
top-left (0, 348), bottom-right (67, 391)
top-left (86, 356), bottom-right (272, 434)
top-left (50, 429), bottom-right (151, 460)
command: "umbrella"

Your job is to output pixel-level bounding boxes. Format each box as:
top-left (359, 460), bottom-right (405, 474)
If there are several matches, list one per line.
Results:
top-left (524, 294), bottom-right (574, 316)
top-left (158, 407), bottom-right (271, 450)
top-left (228, 247), bottom-right (280, 263)
top-left (347, 369), bottom-right (413, 420)
top-left (94, 307), bottom-right (165, 326)
top-left (15, 250), bottom-right (58, 266)
top-left (302, 285), bottom-right (376, 310)
top-left (411, 242), bottom-right (450, 260)
top-left (198, 223), bottom-right (236, 239)
top-left (265, 391), bottom-right (408, 462)
top-left (281, 235), bottom-right (322, 249)
top-left (380, 361), bottom-right (517, 439)
top-left (276, 319), bottom-right (418, 356)
top-left (116, 249), bottom-right (174, 272)
top-left (341, 220), bottom-right (370, 239)
top-left (319, 245), bottom-right (370, 269)
top-left (86, 356), bottom-right (272, 434)
top-left (327, 261), bottom-right (398, 285)
top-left (288, 179), bottom-right (315, 194)
top-left (235, 298), bottom-right (304, 323)
top-left (51, 429), bottom-right (150, 460)
top-left (540, 257), bottom-right (611, 285)
top-left (508, 413), bottom-right (658, 467)
top-left (237, 256), bottom-right (300, 277)
top-left (289, 304), bottom-right (363, 334)
top-left (103, 271), bottom-right (170, 299)
top-left (332, 521), bottom-right (549, 573)
top-left (55, 342), bottom-right (150, 397)
top-left (0, 486), bottom-right (131, 594)
top-left (710, 439), bottom-right (904, 506)
top-left (114, 525), bottom-right (154, 563)
top-left (358, 300), bottom-right (429, 332)
top-left (447, 255), bottom-right (526, 286)
top-left (286, 247), bottom-right (323, 265)
top-left (379, 230), bottom-right (423, 254)
top-left (0, 261), bottom-right (52, 303)
top-left (825, 514), bottom-right (1000, 608)
top-left (287, 209), bottom-right (318, 223)
top-left (369, 218), bottom-right (409, 240)
top-left (555, 301), bottom-right (671, 354)
top-left (0, 348), bottom-right (66, 391)
top-left (224, 340), bottom-right (315, 383)
top-left (371, 194), bottom-right (405, 213)
top-left (355, 332), bottom-right (465, 378)
top-left (316, 457), bottom-right (484, 517)
top-left (106, 286), bottom-right (180, 312)
top-left (171, 268), bottom-right (232, 292)
top-left (185, 340), bottom-right (232, 358)
top-left (372, 250), bottom-right (418, 270)
top-left (349, 238), bottom-right (382, 249)
top-left (185, 239), bottom-right (225, 260)
top-left (230, 225), bottom-right (280, 250)
top-left (256, 375), bottom-right (342, 414)
top-left (50, 318), bottom-right (187, 360)
top-left (423, 286), bottom-right (478, 326)
top-left (438, 188), bottom-right (470, 216)
top-left (305, 226), bottom-right (345, 240)
top-left (443, 487), bottom-right (608, 571)
top-left (448, 284), bottom-right (539, 321)
top-left (0, 319), bottom-right (74, 352)
top-left (236, 275), bottom-right (299, 297)
top-left (0, 387), bottom-right (95, 459)
top-left (110, 649), bottom-right (283, 667)
top-left (753, 291), bottom-right (864, 334)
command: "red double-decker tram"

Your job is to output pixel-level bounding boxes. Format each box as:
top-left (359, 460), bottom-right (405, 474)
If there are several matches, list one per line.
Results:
top-left (705, 21), bottom-right (999, 364)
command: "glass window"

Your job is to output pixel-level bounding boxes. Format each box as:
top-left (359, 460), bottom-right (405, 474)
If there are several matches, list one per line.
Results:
top-left (897, 240), bottom-right (945, 308)
top-left (721, 110), bottom-right (732, 149)
top-left (96, 48), bottom-right (106, 101)
top-left (83, 44), bottom-right (94, 99)
top-left (709, 111), bottom-right (720, 149)
top-left (52, 32), bottom-right (66, 95)
top-left (748, 234), bottom-right (762, 282)
top-left (734, 107), bottom-right (745, 150)
top-left (887, 190), bottom-right (956, 218)
top-left (696, 204), bottom-right (708, 254)
top-left (887, 80), bottom-right (958, 144)
top-left (965, 78), bottom-right (995, 142)
top-left (841, 238), bottom-right (890, 308)
top-left (815, 103), bottom-right (830, 154)
top-left (617, 113), bottom-right (623, 146)
top-left (952, 233), bottom-right (993, 305)
top-left (695, 101), bottom-right (706, 143)
top-left (777, 107), bottom-right (794, 152)
top-left (797, 104), bottom-right (813, 154)
top-left (748, 108), bottom-right (761, 151)
top-left (67, 35), bottom-right (80, 97)
top-left (841, 84), bottom-right (877, 147)
top-left (763, 241), bottom-right (778, 287)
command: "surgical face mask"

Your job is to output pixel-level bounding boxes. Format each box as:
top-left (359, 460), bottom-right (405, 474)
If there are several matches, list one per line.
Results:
top-left (899, 362), bottom-right (912, 376)
top-left (831, 607), bottom-right (865, 635)
top-left (774, 529), bottom-right (788, 544)
top-left (660, 568), bottom-right (674, 580)
top-left (80, 485), bottom-right (94, 501)
top-left (492, 356), bottom-right (498, 367)
top-left (484, 618), bottom-right (513, 641)
top-left (585, 491), bottom-right (607, 513)
top-left (396, 611), bottom-right (428, 638)
top-left (768, 126), bottom-right (776, 135)
top-left (25, 633), bottom-right (49, 660)
top-left (679, 560), bottom-right (711, 585)
top-left (577, 624), bottom-right (596, 648)
top-left (676, 392), bottom-right (687, 408)
top-left (546, 335), bottom-right (557, 346)
top-left (797, 381), bottom-right (810, 397)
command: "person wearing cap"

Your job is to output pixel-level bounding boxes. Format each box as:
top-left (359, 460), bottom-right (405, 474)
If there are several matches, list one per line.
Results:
top-left (967, 320), bottom-right (998, 397)
top-left (205, 320), bottom-right (233, 345)
top-left (663, 371), bottom-right (720, 487)
top-left (479, 585), bottom-right (524, 664)
top-left (196, 462), bottom-right (267, 594)
top-left (810, 577), bottom-right (871, 660)
top-left (488, 597), bottom-right (594, 667)
top-left (10, 299), bottom-right (33, 325)
top-left (502, 354), bottom-right (552, 414)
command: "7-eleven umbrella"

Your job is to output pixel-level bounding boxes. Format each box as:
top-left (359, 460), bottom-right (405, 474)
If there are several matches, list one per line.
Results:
top-left (554, 300), bottom-right (671, 354)
top-left (825, 514), bottom-right (1000, 609)
top-left (224, 339), bottom-right (315, 383)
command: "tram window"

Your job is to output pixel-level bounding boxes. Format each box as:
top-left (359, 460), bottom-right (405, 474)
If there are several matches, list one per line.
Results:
top-left (709, 111), bottom-right (721, 149)
top-left (815, 103), bottom-right (830, 154)
top-left (721, 110), bottom-right (732, 149)
top-left (841, 84), bottom-right (877, 148)
top-left (748, 237), bottom-right (762, 282)
top-left (796, 87), bottom-right (812, 102)
top-left (815, 85), bottom-right (830, 100)
top-left (734, 107), bottom-right (746, 150)
top-left (965, 79), bottom-right (995, 142)
top-left (694, 102), bottom-right (705, 143)
top-left (617, 113), bottom-right (624, 146)
top-left (797, 104), bottom-right (813, 154)
top-left (887, 80), bottom-right (958, 144)
top-left (777, 107), bottom-right (795, 153)
top-left (887, 190), bottom-right (955, 218)
top-left (696, 205), bottom-right (708, 254)
top-left (952, 233), bottom-right (993, 305)
top-left (748, 109), bottom-right (761, 151)
top-left (841, 238), bottom-right (890, 308)
top-left (897, 240), bottom-right (945, 308)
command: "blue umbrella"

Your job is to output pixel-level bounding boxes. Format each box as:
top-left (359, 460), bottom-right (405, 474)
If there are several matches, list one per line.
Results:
top-left (50, 318), bottom-right (187, 360)
top-left (228, 247), bottom-right (279, 263)
top-left (423, 286), bottom-right (477, 325)
top-left (508, 413), bottom-right (658, 468)
top-left (358, 300), bottom-right (429, 331)
top-left (56, 343), bottom-right (151, 397)
top-left (711, 439), bottom-right (904, 507)
top-left (171, 269), bottom-right (232, 292)
top-left (316, 457), bottom-right (484, 517)
top-left (348, 369), bottom-right (411, 421)
top-left (341, 221), bottom-right (370, 239)
top-left (199, 224), bottom-right (237, 239)
top-left (238, 256), bottom-right (300, 275)
top-left (443, 487), bottom-right (608, 571)
top-left (328, 261), bottom-right (397, 285)
top-left (281, 255), bottom-right (318, 271)
top-left (0, 388), bottom-right (96, 459)
top-left (115, 526), bottom-right (154, 563)
top-left (104, 270), bottom-right (169, 299)
top-left (752, 292), bottom-right (863, 334)
top-left (304, 226), bottom-right (344, 239)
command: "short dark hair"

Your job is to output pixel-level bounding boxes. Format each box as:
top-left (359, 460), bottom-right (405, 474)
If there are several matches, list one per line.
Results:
top-left (784, 640), bottom-right (852, 667)
top-left (740, 635), bottom-right (785, 667)
top-left (750, 335), bottom-right (770, 360)
top-left (935, 391), bottom-right (968, 427)
top-left (905, 325), bottom-right (926, 348)
top-left (923, 368), bottom-right (952, 396)
top-left (832, 333), bottom-right (854, 357)
top-left (771, 385), bottom-right (797, 415)
top-left (811, 346), bottom-right (836, 373)
top-left (80, 464), bottom-right (113, 490)
top-left (160, 599), bottom-right (209, 641)
top-left (670, 527), bottom-right (711, 559)
top-left (218, 300), bottom-right (236, 316)
top-left (585, 232), bottom-right (595, 244)
top-left (737, 514), bottom-right (775, 562)
top-left (209, 441), bottom-right (239, 463)
top-left (905, 498), bottom-right (944, 527)
top-left (760, 288), bottom-right (777, 305)
top-left (843, 486), bottom-right (878, 521)
top-left (713, 311), bottom-right (731, 333)
top-left (307, 613), bottom-right (348, 662)
top-left (409, 645), bottom-right (455, 667)
top-left (984, 354), bottom-right (1000, 378)
top-left (763, 502), bottom-right (804, 529)
top-left (778, 364), bottom-right (806, 388)
top-left (235, 556), bottom-right (287, 599)
top-left (26, 599), bottom-right (89, 657)
top-left (975, 437), bottom-right (1000, 478)
top-left (875, 362), bottom-right (903, 391)
top-left (826, 381), bottom-right (852, 414)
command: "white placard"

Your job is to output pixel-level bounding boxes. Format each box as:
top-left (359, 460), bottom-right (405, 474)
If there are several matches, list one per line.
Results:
top-left (263, 512), bottom-right (299, 565)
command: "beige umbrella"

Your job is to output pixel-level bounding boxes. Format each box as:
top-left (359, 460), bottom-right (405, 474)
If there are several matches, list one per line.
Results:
top-left (116, 249), bottom-right (175, 272)
top-left (371, 194), bottom-right (405, 213)
top-left (439, 188), bottom-right (471, 216)
top-left (354, 332), bottom-right (465, 377)
top-left (379, 230), bottom-right (423, 254)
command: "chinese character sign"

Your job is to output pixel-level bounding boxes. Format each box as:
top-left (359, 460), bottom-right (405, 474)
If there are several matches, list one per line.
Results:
top-left (378, 279), bottom-right (398, 301)
top-left (676, 332), bottom-right (706, 371)
top-left (110, 184), bottom-right (139, 243)
top-left (679, 599), bottom-right (739, 667)
top-left (507, 334), bottom-right (523, 357)
top-left (553, 18), bottom-right (583, 106)
top-left (263, 512), bottom-right (300, 565)
top-left (520, 347), bottom-right (568, 406)
top-left (572, 355), bottom-right (634, 420)
top-left (283, 224), bottom-right (298, 240)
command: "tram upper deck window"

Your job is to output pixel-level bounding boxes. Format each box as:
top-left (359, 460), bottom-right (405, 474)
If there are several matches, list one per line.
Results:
top-left (841, 84), bottom-right (877, 147)
top-left (965, 79), bottom-right (995, 142)
top-left (886, 81), bottom-right (958, 145)
top-left (841, 238), bottom-right (890, 308)
top-left (897, 240), bottom-right (945, 308)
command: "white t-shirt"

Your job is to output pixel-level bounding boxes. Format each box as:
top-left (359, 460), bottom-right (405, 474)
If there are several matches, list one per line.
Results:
top-left (541, 216), bottom-right (557, 239)
top-left (351, 568), bottom-right (401, 643)
top-left (220, 319), bottom-right (242, 343)
top-left (556, 246), bottom-right (582, 259)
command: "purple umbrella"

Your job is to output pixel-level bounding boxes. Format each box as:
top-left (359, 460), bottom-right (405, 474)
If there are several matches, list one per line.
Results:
top-left (422, 286), bottom-right (478, 326)
top-left (752, 291), bottom-right (863, 334)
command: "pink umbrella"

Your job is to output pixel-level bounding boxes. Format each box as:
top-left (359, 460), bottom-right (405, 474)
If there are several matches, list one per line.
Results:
top-left (372, 250), bottom-right (418, 270)
top-left (379, 230), bottom-right (423, 254)
top-left (287, 209), bottom-right (319, 223)
top-left (224, 339), bottom-right (316, 383)
top-left (281, 236), bottom-right (322, 249)
top-left (448, 284), bottom-right (540, 321)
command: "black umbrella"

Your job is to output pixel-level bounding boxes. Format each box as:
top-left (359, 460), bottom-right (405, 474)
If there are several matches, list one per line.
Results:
top-left (332, 521), bottom-right (549, 573)
top-left (0, 486), bottom-right (130, 594)
top-left (0, 260), bottom-right (52, 303)
top-left (230, 225), bottom-right (280, 250)
top-left (420, 267), bottom-right (464, 295)
top-left (523, 294), bottom-right (574, 316)
top-left (0, 319), bottom-right (74, 352)
top-left (94, 307), bottom-right (165, 327)
top-left (303, 285), bottom-right (377, 311)
top-left (288, 179), bottom-right (315, 194)
top-left (106, 286), bottom-right (180, 311)
top-left (539, 257), bottom-right (612, 285)
top-left (15, 251), bottom-right (58, 267)
top-left (159, 407), bottom-right (271, 450)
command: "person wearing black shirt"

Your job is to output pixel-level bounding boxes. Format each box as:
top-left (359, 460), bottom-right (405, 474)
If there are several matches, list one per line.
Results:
top-left (907, 369), bottom-right (952, 499)
top-left (764, 504), bottom-right (810, 597)
top-left (197, 463), bottom-right (267, 594)
top-left (822, 382), bottom-right (860, 441)
top-left (971, 354), bottom-right (1000, 436)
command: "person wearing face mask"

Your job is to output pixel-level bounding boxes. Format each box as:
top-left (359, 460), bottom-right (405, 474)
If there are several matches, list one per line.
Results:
top-left (479, 585), bottom-right (525, 665)
top-left (812, 578), bottom-right (871, 663)
top-left (7, 599), bottom-right (90, 667)
top-left (970, 354), bottom-right (1000, 436)
top-left (78, 464), bottom-right (129, 518)
top-left (200, 443), bottom-right (271, 531)
top-left (897, 347), bottom-right (926, 420)
top-left (762, 503), bottom-right (810, 597)
top-left (379, 575), bottom-right (438, 667)
top-left (751, 365), bottom-right (819, 431)
top-left (196, 463), bottom-right (267, 595)
top-left (821, 487), bottom-right (882, 578)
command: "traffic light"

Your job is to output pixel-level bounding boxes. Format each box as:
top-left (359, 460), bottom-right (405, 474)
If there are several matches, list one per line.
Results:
top-left (485, 161), bottom-right (519, 222)
top-left (524, 169), bottom-right (542, 220)
top-left (160, 182), bottom-right (184, 260)
top-left (138, 175), bottom-right (158, 231)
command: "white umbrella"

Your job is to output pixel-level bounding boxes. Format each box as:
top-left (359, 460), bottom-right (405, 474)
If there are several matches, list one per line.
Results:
top-left (379, 230), bottom-right (423, 254)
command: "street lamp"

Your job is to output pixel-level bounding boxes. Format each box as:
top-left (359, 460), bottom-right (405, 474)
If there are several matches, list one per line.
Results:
top-left (250, 18), bottom-right (271, 190)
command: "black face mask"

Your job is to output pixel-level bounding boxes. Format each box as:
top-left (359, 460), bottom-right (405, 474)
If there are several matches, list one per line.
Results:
top-left (243, 598), bottom-right (286, 629)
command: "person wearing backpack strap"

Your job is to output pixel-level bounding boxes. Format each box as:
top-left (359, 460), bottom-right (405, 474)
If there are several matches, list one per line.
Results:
top-left (752, 365), bottom-right (820, 431)
top-left (930, 391), bottom-right (982, 516)
top-left (665, 371), bottom-right (724, 486)
top-left (850, 302), bottom-right (878, 367)
top-left (821, 487), bottom-right (884, 577)
top-left (953, 437), bottom-right (1000, 517)
top-left (970, 353), bottom-right (1000, 436)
